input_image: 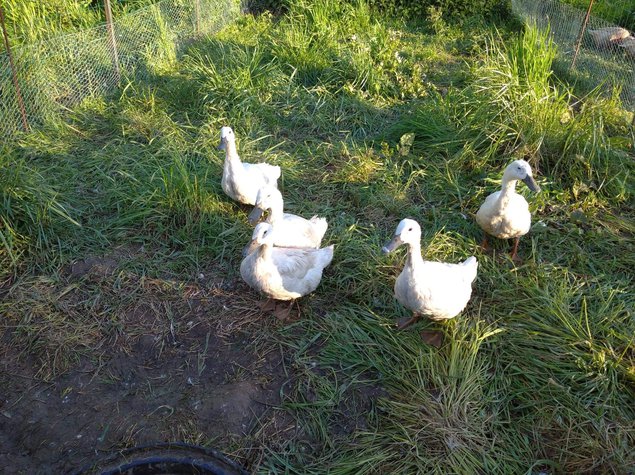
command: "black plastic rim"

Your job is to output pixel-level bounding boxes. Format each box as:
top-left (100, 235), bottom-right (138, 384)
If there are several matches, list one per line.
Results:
top-left (70, 442), bottom-right (250, 475)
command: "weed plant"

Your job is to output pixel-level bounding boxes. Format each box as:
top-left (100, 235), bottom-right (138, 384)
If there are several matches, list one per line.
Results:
top-left (1, 0), bottom-right (633, 472)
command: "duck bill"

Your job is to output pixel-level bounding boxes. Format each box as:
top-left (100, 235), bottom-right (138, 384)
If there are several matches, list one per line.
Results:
top-left (248, 206), bottom-right (264, 226)
top-left (522, 175), bottom-right (541, 193)
top-left (217, 138), bottom-right (227, 151)
top-left (242, 239), bottom-right (260, 257)
top-left (382, 235), bottom-right (403, 254)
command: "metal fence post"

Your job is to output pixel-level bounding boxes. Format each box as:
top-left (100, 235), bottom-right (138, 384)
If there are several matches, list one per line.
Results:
top-left (104, 0), bottom-right (121, 82)
top-left (0, 0), bottom-right (29, 132)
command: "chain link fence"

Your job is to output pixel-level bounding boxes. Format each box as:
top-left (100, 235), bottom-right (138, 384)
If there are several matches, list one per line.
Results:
top-left (0, 0), bottom-right (242, 141)
top-left (512, 0), bottom-right (635, 110)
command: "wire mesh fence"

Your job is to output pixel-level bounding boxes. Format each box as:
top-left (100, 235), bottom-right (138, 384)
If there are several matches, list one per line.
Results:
top-left (0, 0), bottom-right (242, 141)
top-left (512, 0), bottom-right (635, 110)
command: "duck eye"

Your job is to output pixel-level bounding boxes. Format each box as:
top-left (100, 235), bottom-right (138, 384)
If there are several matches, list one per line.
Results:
top-left (408, 227), bottom-right (413, 231)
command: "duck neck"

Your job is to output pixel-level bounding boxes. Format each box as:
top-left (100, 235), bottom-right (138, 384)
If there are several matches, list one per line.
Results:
top-left (497, 176), bottom-right (517, 208)
top-left (406, 240), bottom-right (424, 271)
top-left (266, 200), bottom-right (284, 225)
top-left (223, 141), bottom-right (241, 172)
top-left (257, 242), bottom-right (272, 261)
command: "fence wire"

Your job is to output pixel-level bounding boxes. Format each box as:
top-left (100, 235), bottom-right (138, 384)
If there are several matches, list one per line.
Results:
top-left (512, 0), bottom-right (635, 110)
top-left (0, 0), bottom-right (241, 141)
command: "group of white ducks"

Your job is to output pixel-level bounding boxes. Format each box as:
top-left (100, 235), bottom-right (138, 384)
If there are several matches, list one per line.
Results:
top-left (219, 126), bottom-right (541, 331)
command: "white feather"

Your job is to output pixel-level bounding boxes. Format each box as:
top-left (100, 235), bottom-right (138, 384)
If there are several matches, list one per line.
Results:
top-left (219, 126), bottom-right (281, 205)
top-left (384, 219), bottom-right (478, 321)
top-left (241, 223), bottom-right (334, 301)
top-left (475, 159), bottom-right (539, 240)
top-left (251, 186), bottom-right (328, 248)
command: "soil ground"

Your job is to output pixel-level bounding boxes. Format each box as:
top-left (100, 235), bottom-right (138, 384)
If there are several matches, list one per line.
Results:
top-left (0, 247), bottom-right (294, 474)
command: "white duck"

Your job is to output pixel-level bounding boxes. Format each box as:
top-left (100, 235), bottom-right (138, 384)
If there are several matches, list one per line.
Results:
top-left (382, 218), bottom-right (478, 330)
top-left (241, 222), bottom-right (334, 314)
top-left (218, 126), bottom-right (281, 205)
top-left (588, 27), bottom-right (630, 48)
top-left (248, 185), bottom-right (328, 249)
top-left (475, 159), bottom-right (541, 260)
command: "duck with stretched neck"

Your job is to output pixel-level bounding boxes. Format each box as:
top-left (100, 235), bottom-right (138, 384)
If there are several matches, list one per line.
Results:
top-left (382, 218), bottom-right (478, 332)
top-left (248, 185), bottom-right (327, 249)
top-left (475, 159), bottom-right (541, 261)
top-left (218, 126), bottom-right (281, 205)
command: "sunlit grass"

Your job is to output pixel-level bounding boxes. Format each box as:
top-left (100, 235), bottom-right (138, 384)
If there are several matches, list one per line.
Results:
top-left (1, 0), bottom-right (634, 473)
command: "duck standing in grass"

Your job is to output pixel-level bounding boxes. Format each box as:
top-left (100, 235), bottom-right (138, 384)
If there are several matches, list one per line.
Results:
top-left (241, 222), bottom-right (334, 318)
top-left (476, 159), bottom-right (541, 261)
top-left (382, 218), bottom-right (478, 331)
top-left (248, 185), bottom-right (328, 249)
top-left (218, 126), bottom-right (281, 205)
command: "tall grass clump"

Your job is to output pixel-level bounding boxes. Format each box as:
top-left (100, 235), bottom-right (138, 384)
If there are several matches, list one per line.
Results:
top-left (184, 39), bottom-right (289, 130)
top-left (396, 24), bottom-right (634, 200)
top-left (491, 264), bottom-right (635, 473)
top-left (469, 25), bottom-right (632, 198)
top-left (0, 0), bottom-right (158, 48)
top-left (268, 307), bottom-right (534, 474)
top-left (363, 0), bottom-right (506, 21)
top-left (265, 0), bottom-right (405, 98)
top-left (73, 87), bottom-right (240, 254)
top-left (461, 25), bottom-right (572, 164)
top-left (0, 151), bottom-right (78, 271)
top-left (560, 0), bottom-right (635, 31)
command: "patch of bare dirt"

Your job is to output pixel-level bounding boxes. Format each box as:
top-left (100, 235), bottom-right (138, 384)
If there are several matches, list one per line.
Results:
top-left (0, 249), bottom-right (291, 474)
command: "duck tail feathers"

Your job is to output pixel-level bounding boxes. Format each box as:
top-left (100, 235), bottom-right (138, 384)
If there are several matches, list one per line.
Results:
top-left (310, 216), bottom-right (329, 239)
top-left (462, 256), bottom-right (478, 283)
top-left (319, 244), bottom-right (335, 268)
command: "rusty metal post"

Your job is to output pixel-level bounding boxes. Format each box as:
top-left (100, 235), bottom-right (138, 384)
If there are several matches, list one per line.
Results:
top-left (571, 0), bottom-right (594, 70)
top-left (194, 0), bottom-right (201, 35)
top-left (104, 0), bottom-right (121, 82)
top-left (0, 0), bottom-right (29, 132)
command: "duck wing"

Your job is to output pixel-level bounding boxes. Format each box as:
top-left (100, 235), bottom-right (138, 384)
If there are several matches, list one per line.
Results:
top-left (270, 246), bottom-right (333, 280)
top-left (417, 258), bottom-right (478, 297)
top-left (459, 256), bottom-right (478, 284)
top-left (243, 162), bottom-right (281, 186)
top-left (275, 214), bottom-right (327, 248)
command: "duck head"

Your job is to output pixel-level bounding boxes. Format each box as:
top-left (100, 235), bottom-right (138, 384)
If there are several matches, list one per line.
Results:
top-left (218, 126), bottom-right (235, 151)
top-left (382, 218), bottom-right (421, 254)
top-left (243, 222), bottom-right (275, 257)
top-left (504, 159), bottom-right (540, 192)
top-left (248, 185), bottom-right (281, 225)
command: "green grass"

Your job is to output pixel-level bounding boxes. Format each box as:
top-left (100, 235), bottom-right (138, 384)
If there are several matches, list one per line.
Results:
top-left (1, 0), bottom-right (634, 472)
top-left (0, 0), bottom-right (159, 48)
top-left (561, 0), bottom-right (634, 31)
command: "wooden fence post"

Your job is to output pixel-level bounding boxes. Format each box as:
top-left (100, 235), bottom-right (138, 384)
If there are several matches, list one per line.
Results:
top-left (0, 0), bottom-right (29, 132)
top-left (571, 0), bottom-right (594, 70)
top-left (104, 0), bottom-right (121, 82)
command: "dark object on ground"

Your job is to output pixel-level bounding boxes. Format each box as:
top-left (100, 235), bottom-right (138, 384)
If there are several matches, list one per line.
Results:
top-left (71, 442), bottom-right (249, 475)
